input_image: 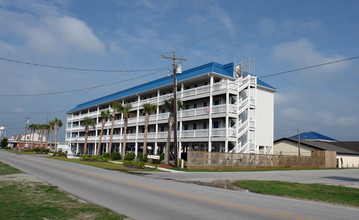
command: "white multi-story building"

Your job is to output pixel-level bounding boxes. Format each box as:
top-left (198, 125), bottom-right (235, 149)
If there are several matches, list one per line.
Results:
top-left (66, 62), bottom-right (276, 157)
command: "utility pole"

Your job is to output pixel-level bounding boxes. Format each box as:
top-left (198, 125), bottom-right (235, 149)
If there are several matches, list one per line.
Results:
top-left (23, 117), bottom-right (31, 150)
top-left (162, 52), bottom-right (187, 167)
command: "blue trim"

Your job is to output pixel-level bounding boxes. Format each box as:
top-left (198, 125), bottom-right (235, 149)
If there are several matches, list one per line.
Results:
top-left (68, 62), bottom-right (273, 113)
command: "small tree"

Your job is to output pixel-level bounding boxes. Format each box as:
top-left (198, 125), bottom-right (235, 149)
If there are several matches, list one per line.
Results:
top-left (97, 110), bottom-right (110, 155)
top-left (0, 138), bottom-right (8, 148)
top-left (142, 103), bottom-right (157, 155)
top-left (119, 104), bottom-right (134, 160)
top-left (82, 117), bottom-right (96, 155)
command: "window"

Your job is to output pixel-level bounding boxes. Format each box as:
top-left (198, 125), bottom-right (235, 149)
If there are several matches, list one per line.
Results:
top-left (193, 124), bottom-right (197, 130)
top-left (203, 123), bottom-right (207, 129)
top-left (184, 124), bottom-right (189, 130)
top-left (215, 78), bottom-right (220, 83)
top-left (194, 84), bottom-right (198, 88)
top-left (162, 109), bottom-right (165, 113)
top-left (161, 126), bottom-right (164, 132)
top-left (185, 105), bottom-right (189, 110)
top-left (193, 104), bottom-right (197, 109)
top-left (214, 100), bottom-right (220, 105)
top-left (204, 82), bottom-right (208, 85)
top-left (142, 128), bottom-right (144, 133)
top-left (203, 102), bottom-right (208, 107)
top-left (186, 86), bottom-right (190, 90)
top-left (214, 122), bottom-right (219, 128)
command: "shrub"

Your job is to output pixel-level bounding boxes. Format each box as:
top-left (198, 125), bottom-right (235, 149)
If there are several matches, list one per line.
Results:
top-left (102, 153), bottom-right (110, 158)
top-left (42, 149), bottom-right (50, 154)
top-left (100, 156), bottom-right (109, 162)
top-left (82, 155), bottom-right (91, 160)
top-left (124, 152), bottom-right (136, 161)
top-left (110, 152), bottom-right (121, 160)
top-left (92, 155), bottom-right (100, 161)
top-left (138, 161), bottom-right (146, 168)
top-left (137, 154), bottom-right (148, 162)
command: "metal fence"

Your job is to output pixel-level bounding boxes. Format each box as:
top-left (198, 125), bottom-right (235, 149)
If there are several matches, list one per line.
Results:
top-left (187, 151), bottom-right (336, 169)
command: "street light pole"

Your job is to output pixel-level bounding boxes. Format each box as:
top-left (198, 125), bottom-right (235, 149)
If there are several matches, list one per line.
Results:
top-left (162, 52), bottom-right (187, 167)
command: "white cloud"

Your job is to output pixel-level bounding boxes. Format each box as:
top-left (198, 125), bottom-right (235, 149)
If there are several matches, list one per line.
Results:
top-left (209, 5), bottom-right (234, 37)
top-left (0, 6), bottom-right (105, 55)
top-left (281, 107), bottom-right (303, 120)
top-left (316, 111), bottom-right (358, 127)
top-left (0, 41), bottom-right (16, 54)
top-left (272, 39), bottom-right (348, 78)
top-left (275, 92), bottom-right (297, 106)
top-left (45, 16), bottom-right (105, 54)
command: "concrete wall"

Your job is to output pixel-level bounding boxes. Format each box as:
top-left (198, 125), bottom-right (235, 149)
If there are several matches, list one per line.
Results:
top-left (256, 87), bottom-right (274, 148)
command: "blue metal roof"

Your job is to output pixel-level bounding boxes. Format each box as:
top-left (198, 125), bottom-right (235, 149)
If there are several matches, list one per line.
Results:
top-left (68, 62), bottom-right (275, 113)
top-left (290, 131), bottom-right (338, 142)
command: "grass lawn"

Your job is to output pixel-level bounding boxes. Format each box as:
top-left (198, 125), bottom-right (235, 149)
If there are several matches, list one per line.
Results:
top-left (46, 156), bottom-right (156, 172)
top-left (5, 149), bottom-right (36, 155)
top-left (0, 161), bottom-right (23, 175)
top-left (234, 180), bottom-right (359, 207)
top-left (0, 161), bottom-right (126, 219)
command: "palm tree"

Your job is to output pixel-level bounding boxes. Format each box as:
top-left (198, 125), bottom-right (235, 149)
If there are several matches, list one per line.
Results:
top-left (97, 110), bottom-right (110, 155)
top-left (36, 124), bottom-right (41, 148)
top-left (82, 117), bottom-right (96, 155)
top-left (142, 103), bottom-right (157, 155)
top-left (39, 124), bottom-right (46, 148)
top-left (28, 124), bottom-right (36, 149)
top-left (44, 124), bottom-right (50, 149)
top-left (163, 98), bottom-right (184, 164)
top-left (53, 117), bottom-right (63, 152)
top-left (108, 102), bottom-right (120, 155)
top-left (49, 120), bottom-right (55, 150)
top-left (119, 104), bottom-right (133, 160)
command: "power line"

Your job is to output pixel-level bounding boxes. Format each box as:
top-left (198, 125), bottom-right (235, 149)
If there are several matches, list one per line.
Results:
top-left (259, 56), bottom-right (359, 79)
top-left (0, 69), bottom-right (165, 97)
top-left (0, 57), bottom-right (168, 72)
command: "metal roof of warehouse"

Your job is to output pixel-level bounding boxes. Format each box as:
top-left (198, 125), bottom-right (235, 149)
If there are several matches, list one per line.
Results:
top-left (68, 62), bottom-right (275, 113)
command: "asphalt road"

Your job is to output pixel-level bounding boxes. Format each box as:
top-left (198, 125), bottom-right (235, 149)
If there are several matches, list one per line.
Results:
top-left (1, 151), bottom-right (359, 220)
top-left (146, 168), bottom-right (359, 188)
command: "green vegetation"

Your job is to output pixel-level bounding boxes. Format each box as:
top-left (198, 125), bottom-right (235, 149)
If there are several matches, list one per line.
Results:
top-left (46, 156), bottom-right (155, 171)
top-left (234, 180), bottom-right (359, 207)
top-left (0, 161), bottom-right (126, 219)
top-left (0, 137), bottom-right (8, 148)
top-left (0, 161), bottom-right (22, 175)
top-left (4, 149), bottom-right (36, 155)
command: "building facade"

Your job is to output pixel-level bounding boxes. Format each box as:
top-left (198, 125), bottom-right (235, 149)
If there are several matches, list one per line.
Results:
top-left (66, 62), bottom-right (276, 157)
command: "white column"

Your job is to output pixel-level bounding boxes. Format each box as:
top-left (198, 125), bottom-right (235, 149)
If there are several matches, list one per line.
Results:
top-left (94, 106), bottom-right (99, 155)
top-left (208, 75), bottom-right (214, 152)
top-left (119, 100), bottom-right (124, 153)
top-left (179, 83), bottom-right (184, 159)
top-left (155, 89), bottom-right (160, 154)
top-left (225, 79), bottom-right (229, 152)
top-left (235, 78), bottom-right (240, 153)
top-left (135, 95), bottom-right (140, 156)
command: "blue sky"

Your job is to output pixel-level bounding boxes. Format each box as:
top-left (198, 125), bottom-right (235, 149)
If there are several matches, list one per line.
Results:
top-left (1, 0), bottom-right (359, 141)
